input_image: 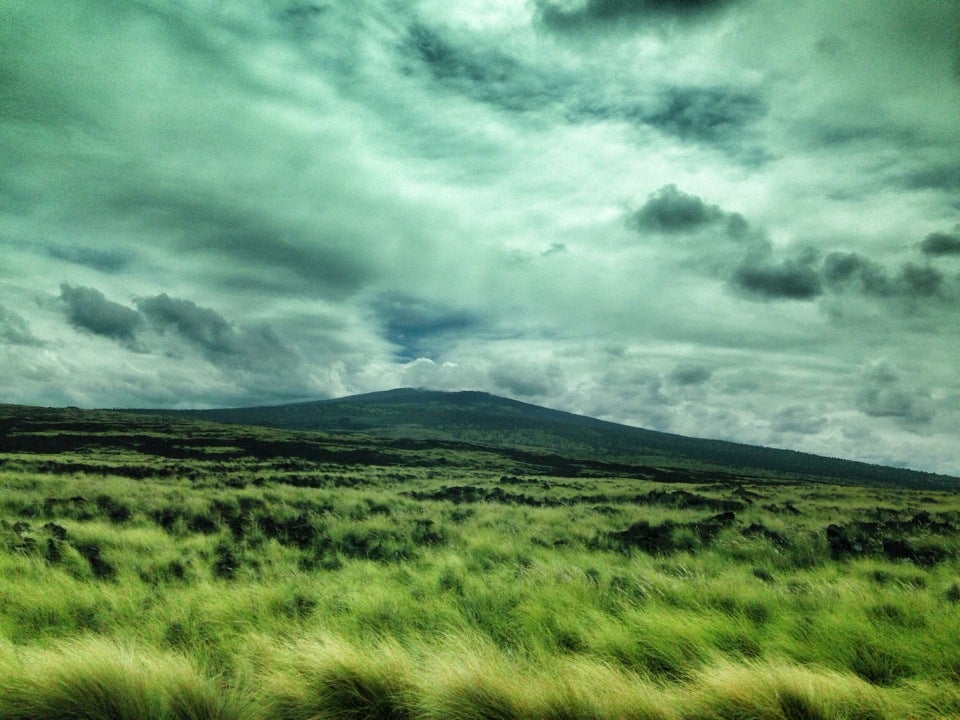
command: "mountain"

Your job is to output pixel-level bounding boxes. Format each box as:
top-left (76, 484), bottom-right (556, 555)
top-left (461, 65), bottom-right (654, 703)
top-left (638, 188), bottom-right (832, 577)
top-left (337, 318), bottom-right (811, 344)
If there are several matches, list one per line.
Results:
top-left (137, 388), bottom-right (956, 489)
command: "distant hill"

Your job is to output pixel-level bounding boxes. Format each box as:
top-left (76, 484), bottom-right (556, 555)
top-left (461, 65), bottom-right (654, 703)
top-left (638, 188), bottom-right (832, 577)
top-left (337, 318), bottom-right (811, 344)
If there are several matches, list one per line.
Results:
top-left (136, 388), bottom-right (957, 490)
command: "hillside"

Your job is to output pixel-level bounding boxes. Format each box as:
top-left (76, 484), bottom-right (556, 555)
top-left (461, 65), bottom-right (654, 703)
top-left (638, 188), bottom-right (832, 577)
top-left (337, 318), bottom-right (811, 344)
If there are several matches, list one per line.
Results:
top-left (137, 388), bottom-right (957, 490)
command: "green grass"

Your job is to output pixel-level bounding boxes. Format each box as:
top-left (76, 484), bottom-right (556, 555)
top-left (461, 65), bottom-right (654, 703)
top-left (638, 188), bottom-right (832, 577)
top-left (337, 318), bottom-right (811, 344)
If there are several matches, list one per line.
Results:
top-left (0, 405), bottom-right (958, 718)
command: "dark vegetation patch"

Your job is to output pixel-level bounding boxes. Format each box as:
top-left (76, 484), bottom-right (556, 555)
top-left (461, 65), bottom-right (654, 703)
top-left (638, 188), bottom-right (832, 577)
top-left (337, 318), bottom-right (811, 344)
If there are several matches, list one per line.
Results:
top-left (7, 397), bottom-right (957, 490)
top-left (405, 485), bottom-right (562, 507)
top-left (742, 523), bottom-right (789, 547)
top-left (825, 512), bottom-right (958, 566)
top-left (764, 502), bottom-right (801, 515)
top-left (602, 512), bottom-right (739, 555)
top-left (74, 543), bottom-right (116, 579)
top-left (1, 403), bottom-right (958, 583)
top-left (406, 484), bottom-right (745, 512)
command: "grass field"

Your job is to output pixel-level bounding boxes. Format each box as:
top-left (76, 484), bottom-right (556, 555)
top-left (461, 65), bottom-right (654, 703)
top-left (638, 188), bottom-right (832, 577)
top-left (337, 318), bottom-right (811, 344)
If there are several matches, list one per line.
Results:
top-left (1, 404), bottom-right (958, 719)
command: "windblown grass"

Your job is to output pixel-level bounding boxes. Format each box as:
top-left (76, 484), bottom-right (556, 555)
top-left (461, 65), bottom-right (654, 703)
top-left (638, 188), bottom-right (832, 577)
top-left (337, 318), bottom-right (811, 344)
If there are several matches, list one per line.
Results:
top-left (0, 637), bottom-right (245, 720)
top-left (1, 406), bottom-right (958, 718)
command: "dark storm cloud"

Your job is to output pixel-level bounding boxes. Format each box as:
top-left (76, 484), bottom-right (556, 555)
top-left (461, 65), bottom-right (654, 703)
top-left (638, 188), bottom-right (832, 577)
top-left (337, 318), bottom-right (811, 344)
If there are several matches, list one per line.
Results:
top-left (58, 284), bottom-right (142, 343)
top-left (856, 363), bottom-right (933, 425)
top-left (136, 294), bottom-right (240, 356)
top-left (732, 259), bottom-right (823, 300)
top-left (47, 245), bottom-right (132, 273)
top-left (227, 323), bottom-right (301, 375)
top-left (632, 187), bottom-right (954, 306)
top-left (406, 24), bottom-right (555, 114)
top-left (771, 405), bottom-right (828, 435)
top-left (628, 185), bottom-right (765, 251)
top-left (282, 2), bottom-right (328, 21)
top-left (920, 232), bottom-right (960, 256)
top-left (108, 190), bottom-right (372, 298)
top-left (629, 184), bottom-right (726, 233)
top-left (406, 24), bottom-right (764, 158)
top-left (821, 252), bottom-right (883, 290)
top-left (732, 248), bottom-right (952, 305)
top-left (576, 84), bottom-right (767, 159)
top-left (542, 242), bottom-right (567, 257)
top-left (372, 293), bottom-right (481, 360)
top-left (407, 22), bottom-right (610, 120)
top-left (898, 263), bottom-right (945, 298)
top-left (669, 362), bottom-right (713, 385)
top-left (135, 293), bottom-right (300, 374)
top-left (644, 87), bottom-right (766, 148)
top-left (822, 253), bottom-right (945, 300)
top-left (535, 0), bottom-right (736, 31)
top-left (0, 306), bottom-right (42, 346)
top-left (901, 163), bottom-right (960, 192)
top-left (806, 122), bottom-right (917, 150)
top-left (489, 366), bottom-right (558, 398)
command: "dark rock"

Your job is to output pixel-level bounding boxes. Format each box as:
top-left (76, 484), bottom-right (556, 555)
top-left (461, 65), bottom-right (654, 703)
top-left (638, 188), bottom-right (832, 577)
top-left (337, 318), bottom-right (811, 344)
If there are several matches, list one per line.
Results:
top-left (76, 544), bottom-right (115, 579)
top-left (743, 523), bottom-right (788, 546)
top-left (41, 522), bottom-right (68, 539)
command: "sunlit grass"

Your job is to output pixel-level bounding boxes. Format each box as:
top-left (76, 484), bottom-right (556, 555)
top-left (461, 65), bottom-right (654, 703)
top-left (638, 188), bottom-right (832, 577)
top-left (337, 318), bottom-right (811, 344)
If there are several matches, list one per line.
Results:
top-left (1, 408), bottom-right (959, 718)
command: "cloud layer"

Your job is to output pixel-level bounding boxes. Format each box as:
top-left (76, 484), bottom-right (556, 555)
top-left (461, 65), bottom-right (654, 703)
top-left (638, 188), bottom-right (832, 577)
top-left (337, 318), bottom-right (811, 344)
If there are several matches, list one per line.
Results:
top-left (2, 0), bottom-right (959, 473)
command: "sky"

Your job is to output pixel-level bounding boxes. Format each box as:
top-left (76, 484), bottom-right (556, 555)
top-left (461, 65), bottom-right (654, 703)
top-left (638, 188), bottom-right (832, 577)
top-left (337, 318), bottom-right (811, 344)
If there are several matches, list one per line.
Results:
top-left (2, 0), bottom-right (959, 473)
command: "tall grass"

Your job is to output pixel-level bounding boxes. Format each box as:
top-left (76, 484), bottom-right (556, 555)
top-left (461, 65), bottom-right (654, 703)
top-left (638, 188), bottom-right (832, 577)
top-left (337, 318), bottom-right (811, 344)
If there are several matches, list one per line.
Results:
top-left (0, 638), bottom-right (245, 720)
top-left (2, 635), bottom-right (935, 720)
top-left (1, 453), bottom-right (958, 718)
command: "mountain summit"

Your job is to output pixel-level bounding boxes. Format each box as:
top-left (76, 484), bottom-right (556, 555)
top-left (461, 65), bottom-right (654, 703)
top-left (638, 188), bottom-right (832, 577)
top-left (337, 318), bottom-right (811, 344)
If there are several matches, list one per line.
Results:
top-left (141, 389), bottom-right (953, 489)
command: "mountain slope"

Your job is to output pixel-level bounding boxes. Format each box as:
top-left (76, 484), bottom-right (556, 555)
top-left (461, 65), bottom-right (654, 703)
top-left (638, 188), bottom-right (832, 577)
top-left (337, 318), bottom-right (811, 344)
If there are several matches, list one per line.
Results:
top-left (138, 388), bottom-right (955, 489)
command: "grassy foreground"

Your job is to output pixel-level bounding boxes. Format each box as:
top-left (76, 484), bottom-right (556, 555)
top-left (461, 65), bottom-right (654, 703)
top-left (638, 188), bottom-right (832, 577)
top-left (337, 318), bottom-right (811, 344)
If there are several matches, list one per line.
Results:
top-left (0, 405), bottom-right (959, 719)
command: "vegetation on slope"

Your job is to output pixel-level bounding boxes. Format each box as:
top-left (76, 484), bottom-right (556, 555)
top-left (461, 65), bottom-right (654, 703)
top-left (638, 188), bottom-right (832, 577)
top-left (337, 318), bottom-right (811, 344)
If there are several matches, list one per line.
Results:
top-left (136, 388), bottom-right (958, 489)
top-left (0, 404), bottom-right (958, 719)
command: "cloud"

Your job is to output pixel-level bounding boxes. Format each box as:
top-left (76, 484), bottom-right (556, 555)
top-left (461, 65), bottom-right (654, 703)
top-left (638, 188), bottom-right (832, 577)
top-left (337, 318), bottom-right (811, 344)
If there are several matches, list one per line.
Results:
top-left (406, 24), bottom-right (546, 113)
top-left (855, 362), bottom-right (934, 426)
top-left (135, 293), bottom-right (301, 376)
top-left (536, 0), bottom-right (737, 31)
top-left (2, 0), bottom-right (960, 473)
top-left (626, 185), bottom-right (765, 259)
top-left (731, 258), bottom-right (823, 300)
top-left (629, 184), bottom-right (726, 233)
top-left (897, 263), bottom-right (944, 298)
top-left (920, 231), bottom-right (960, 256)
top-left (111, 191), bottom-right (374, 300)
top-left (58, 284), bottom-right (142, 343)
top-left (0, 305), bottom-right (42, 346)
top-left (821, 252), bottom-right (884, 292)
top-left (404, 21), bottom-right (764, 158)
top-left (47, 245), bottom-right (132, 273)
top-left (136, 294), bottom-right (240, 356)
top-left (822, 253), bottom-right (945, 300)
top-left (371, 293), bottom-right (481, 360)
top-left (644, 86), bottom-right (766, 149)
top-left (489, 361), bottom-right (563, 398)
top-left (771, 405), bottom-right (828, 435)
top-left (901, 163), bottom-right (960, 192)
top-left (669, 362), bottom-right (713, 385)
top-left (628, 186), bottom-right (956, 310)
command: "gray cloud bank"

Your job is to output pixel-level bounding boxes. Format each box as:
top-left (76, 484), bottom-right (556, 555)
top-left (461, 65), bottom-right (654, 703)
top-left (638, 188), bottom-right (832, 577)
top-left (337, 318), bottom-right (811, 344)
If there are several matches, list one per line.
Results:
top-left (535, 0), bottom-right (737, 31)
top-left (2, 0), bottom-right (960, 473)
top-left (59, 284), bottom-right (143, 345)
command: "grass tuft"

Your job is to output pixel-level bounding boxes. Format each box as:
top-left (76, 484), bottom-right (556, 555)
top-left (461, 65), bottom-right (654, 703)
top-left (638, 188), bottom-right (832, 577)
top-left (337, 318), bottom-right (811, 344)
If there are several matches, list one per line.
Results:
top-left (262, 637), bottom-right (417, 720)
top-left (686, 661), bottom-right (889, 720)
top-left (0, 638), bottom-right (243, 720)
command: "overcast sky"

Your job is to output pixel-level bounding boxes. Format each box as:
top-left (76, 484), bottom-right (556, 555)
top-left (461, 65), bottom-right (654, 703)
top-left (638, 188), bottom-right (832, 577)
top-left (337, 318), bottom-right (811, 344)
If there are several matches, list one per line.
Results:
top-left (2, 0), bottom-right (959, 473)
